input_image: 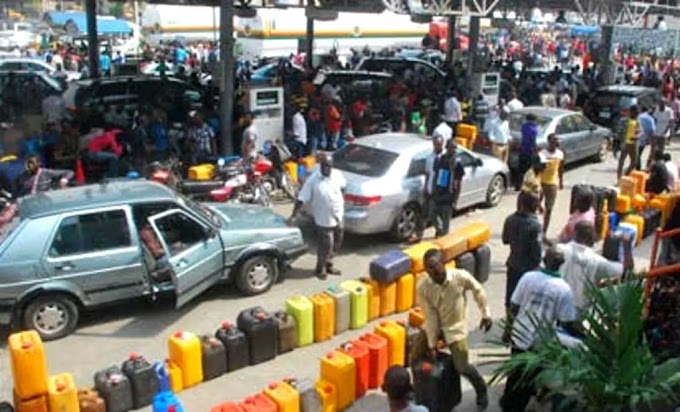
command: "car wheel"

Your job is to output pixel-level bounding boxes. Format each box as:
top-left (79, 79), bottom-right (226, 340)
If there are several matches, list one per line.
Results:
top-left (22, 295), bottom-right (79, 341)
top-left (236, 255), bottom-right (279, 296)
top-left (390, 203), bottom-right (420, 242)
top-left (485, 174), bottom-right (506, 207)
top-left (593, 138), bottom-right (608, 162)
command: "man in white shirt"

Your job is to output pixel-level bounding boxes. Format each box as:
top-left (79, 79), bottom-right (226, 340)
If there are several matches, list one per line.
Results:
top-left (443, 90), bottom-right (462, 130)
top-left (653, 100), bottom-right (674, 155)
top-left (488, 110), bottom-right (511, 163)
top-left (502, 246), bottom-right (579, 412)
top-left (504, 91), bottom-right (524, 113)
top-left (556, 221), bottom-right (634, 318)
top-left (289, 153), bottom-right (346, 279)
top-left (433, 121), bottom-right (453, 142)
top-left (291, 105), bottom-right (307, 156)
top-left (664, 153), bottom-right (678, 191)
top-left (412, 135), bottom-right (445, 242)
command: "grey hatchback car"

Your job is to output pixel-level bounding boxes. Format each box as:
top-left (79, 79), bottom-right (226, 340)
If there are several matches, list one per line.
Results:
top-left (0, 181), bottom-right (306, 340)
top-left (334, 133), bottom-right (510, 241)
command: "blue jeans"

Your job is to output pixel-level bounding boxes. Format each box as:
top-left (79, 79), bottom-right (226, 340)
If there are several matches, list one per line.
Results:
top-left (88, 151), bottom-right (120, 178)
top-left (328, 131), bottom-right (341, 150)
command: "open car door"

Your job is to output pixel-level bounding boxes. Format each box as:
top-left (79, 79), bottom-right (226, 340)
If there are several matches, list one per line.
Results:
top-left (148, 209), bottom-right (224, 308)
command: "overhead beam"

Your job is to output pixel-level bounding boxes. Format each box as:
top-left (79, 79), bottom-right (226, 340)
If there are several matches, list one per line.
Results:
top-left (382, 0), bottom-right (500, 16)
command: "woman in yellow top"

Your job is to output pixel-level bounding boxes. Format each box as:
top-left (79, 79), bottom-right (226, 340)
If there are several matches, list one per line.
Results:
top-left (539, 134), bottom-right (565, 234)
top-left (617, 106), bottom-right (641, 181)
top-left (521, 155), bottom-right (547, 213)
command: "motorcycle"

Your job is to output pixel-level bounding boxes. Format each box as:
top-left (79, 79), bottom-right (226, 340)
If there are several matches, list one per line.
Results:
top-left (0, 190), bottom-right (17, 230)
top-left (262, 139), bottom-right (299, 201)
top-left (207, 157), bottom-right (273, 207)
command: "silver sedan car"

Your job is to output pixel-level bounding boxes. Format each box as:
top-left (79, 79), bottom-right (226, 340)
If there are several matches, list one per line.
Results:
top-left (333, 133), bottom-right (510, 241)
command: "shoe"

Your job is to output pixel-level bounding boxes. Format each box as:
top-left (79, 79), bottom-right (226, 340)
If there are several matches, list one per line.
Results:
top-left (476, 392), bottom-right (489, 410)
top-left (315, 270), bottom-right (327, 280)
top-left (326, 265), bottom-right (342, 276)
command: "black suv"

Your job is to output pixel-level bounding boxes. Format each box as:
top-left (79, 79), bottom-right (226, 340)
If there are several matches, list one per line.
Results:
top-left (585, 85), bottom-right (662, 129)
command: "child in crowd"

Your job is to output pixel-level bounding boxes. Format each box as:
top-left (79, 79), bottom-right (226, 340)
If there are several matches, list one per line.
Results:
top-left (382, 366), bottom-right (428, 412)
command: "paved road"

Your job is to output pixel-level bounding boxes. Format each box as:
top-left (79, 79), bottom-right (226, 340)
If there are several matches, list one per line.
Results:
top-left (0, 150), bottom-right (660, 411)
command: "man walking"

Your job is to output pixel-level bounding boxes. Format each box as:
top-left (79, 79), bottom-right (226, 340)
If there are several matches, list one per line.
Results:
top-left (488, 110), bottom-right (511, 163)
top-left (539, 134), bottom-right (564, 234)
top-left (418, 248), bottom-right (492, 410)
top-left (652, 100), bottom-right (674, 158)
top-left (516, 114), bottom-right (539, 190)
top-left (617, 106), bottom-right (641, 181)
top-left (288, 153), bottom-right (346, 280)
top-left (412, 135), bottom-right (446, 242)
top-left (638, 106), bottom-right (656, 169)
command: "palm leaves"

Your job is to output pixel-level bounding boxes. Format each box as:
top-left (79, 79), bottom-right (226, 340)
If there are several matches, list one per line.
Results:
top-left (486, 280), bottom-right (680, 411)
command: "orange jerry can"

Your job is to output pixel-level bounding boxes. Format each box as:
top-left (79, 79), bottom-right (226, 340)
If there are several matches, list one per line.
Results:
top-left (619, 176), bottom-right (637, 197)
top-left (165, 360), bottom-right (183, 393)
top-left (434, 232), bottom-right (468, 263)
top-left (358, 332), bottom-right (389, 389)
top-left (375, 320), bottom-right (406, 366)
top-left (211, 402), bottom-right (245, 412)
top-left (378, 281), bottom-right (397, 317)
top-left (623, 214), bottom-right (645, 246)
top-left (47, 373), bottom-right (78, 412)
top-left (263, 381), bottom-right (300, 412)
top-left (650, 194), bottom-right (673, 225)
top-left (457, 123), bottom-right (478, 140)
top-left (9, 330), bottom-right (49, 400)
top-left (240, 393), bottom-right (278, 412)
top-left (339, 341), bottom-right (370, 398)
top-left (632, 194), bottom-right (647, 211)
top-left (616, 194), bottom-right (632, 214)
top-left (454, 221), bottom-right (491, 250)
top-left (403, 242), bottom-right (439, 273)
top-left (283, 160), bottom-right (299, 184)
top-left (310, 293), bottom-right (335, 342)
top-left (396, 273), bottom-right (415, 312)
top-left (359, 278), bottom-right (381, 321)
top-left (320, 351), bottom-right (356, 410)
top-left (629, 170), bottom-right (648, 195)
top-left (315, 380), bottom-right (337, 412)
top-left (168, 331), bottom-right (203, 388)
top-left (14, 392), bottom-right (48, 412)
top-left (409, 306), bottom-right (425, 328)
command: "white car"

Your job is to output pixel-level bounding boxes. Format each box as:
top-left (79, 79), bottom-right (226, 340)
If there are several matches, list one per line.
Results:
top-left (0, 58), bottom-right (81, 82)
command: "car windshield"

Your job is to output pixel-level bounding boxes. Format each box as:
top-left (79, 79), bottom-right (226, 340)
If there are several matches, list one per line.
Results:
top-left (176, 194), bottom-right (221, 228)
top-left (591, 93), bottom-right (636, 109)
top-left (333, 144), bottom-right (399, 177)
top-left (508, 113), bottom-right (552, 133)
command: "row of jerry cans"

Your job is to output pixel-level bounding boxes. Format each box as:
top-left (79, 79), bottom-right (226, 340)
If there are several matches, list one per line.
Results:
top-left (212, 378), bottom-right (325, 412)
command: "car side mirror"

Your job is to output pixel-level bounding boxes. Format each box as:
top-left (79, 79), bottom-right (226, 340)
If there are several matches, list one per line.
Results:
top-left (475, 158), bottom-right (483, 167)
top-left (205, 227), bottom-right (217, 239)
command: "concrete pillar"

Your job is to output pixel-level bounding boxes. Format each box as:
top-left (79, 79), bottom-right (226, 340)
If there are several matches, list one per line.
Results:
top-left (219, 0), bottom-right (235, 155)
top-left (446, 15), bottom-right (456, 66)
top-left (305, 16), bottom-right (314, 69)
top-left (85, 0), bottom-right (99, 79)
top-left (467, 15), bottom-right (480, 77)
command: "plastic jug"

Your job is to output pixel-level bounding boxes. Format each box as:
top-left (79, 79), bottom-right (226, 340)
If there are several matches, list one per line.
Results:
top-left (339, 341), bottom-right (370, 398)
top-left (211, 403), bottom-right (245, 412)
top-left (168, 331), bottom-right (203, 388)
top-left (619, 176), bottom-right (637, 197)
top-left (236, 307), bottom-right (279, 365)
top-left (455, 221), bottom-right (491, 250)
top-left (14, 392), bottom-right (47, 412)
top-left (629, 170), bottom-right (648, 195)
top-left (188, 163), bottom-right (216, 181)
top-left (396, 273), bottom-right (415, 312)
top-left (616, 194), bottom-right (632, 214)
top-left (409, 306), bottom-right (425, 328)
top-left (310, 293), bottom-right (335, 342)
top-left (77, 388), bottom-right (105, 412)
top-left (200, 335), bottom-right (228, 381)
top-left (285, 295), bottom-right (314, 347)
top-left (359, 278), bottom-right (381, 321)
top-left (274, 310), bottom-right (299, 353)
top-left (121, 352), bottom-right (159, 409)
top-left (375, 320), bottom-right (406, 366)
top-left (47, 373), bottom-right (78, 412)
top-left (340, 280), bottom-right (368, 329)
top-left (324, 287), bottom-right (350, 335)
top-left (153, 362), bottom-right (172, 394)
top-left (315, 380), bottom-right (337, 412)
top-left (623, 214), bottom-right (644, 246)
top-left (8, 330), bottom-right (49, 399)
top-left (240, 394), bottom-right (278, 412)
top-left (358, 332), bottom-right (389, 389)
top-left (166, 360), bottom-right (183, 393)
top-left (215, 321), bottom-right (250, 372)
top-left (93, 366), bottom-right (134, 412)
top-left (320, 351), bottom-right (356, 411)
top-left (404, 242), bottom-right (439, 273)
top-left (397, 320), bottom-right (427, 367)
top-left (283, 160), bottom-right (298, 184)
top-left (152, 390), bottom-right (185, 412)
top-left (263, 381), bottom-right (300, 412)
top-left (284, 378), bottom-right (322, 412)
top-left (378, 281), bottom-right (397, 316)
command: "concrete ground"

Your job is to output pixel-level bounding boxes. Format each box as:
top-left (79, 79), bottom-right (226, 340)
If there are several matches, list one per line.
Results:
top-left (0, 148), bottom-right (662, 411)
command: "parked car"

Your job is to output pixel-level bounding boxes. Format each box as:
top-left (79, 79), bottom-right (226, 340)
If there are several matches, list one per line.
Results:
top-left (0, 71), bottom-right (64, 117)
top-left (250, 62), bottom-right (304, 84)
top-left (584, 85), bottom-right (662, 129)
top-left (329, 133), bottom-right (509, 241)
top-left (62, 75), bottom-right (203, 123)
top-left (0, 57), bottom-right (81, 81)
top-left (507, 107), bottom-right (611, 172)
top-left (0, 180), bottom-right (306, 340)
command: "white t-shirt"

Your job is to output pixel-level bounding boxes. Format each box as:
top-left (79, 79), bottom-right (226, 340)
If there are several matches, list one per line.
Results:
top-left (424, 152), bottom-right (444, 195)
top-left (443, 97), bottom-right (462, 123)
top-left (488, 118), bottom-right (511, 145)
top-left (556, 241), bottom-right (624, 313)
top-left (505, 98), bottom-right (524, 113)
top-left (433, 122), bottom-right (453, 141)
top-left (298, 169), bottom-right (346, 228)
top-left (511, 269), bottom-right (577, 351)
top-left (665, 161), bottom-right (678, 191)
top-left (292, 112), bottom-right (307, 145)
top-left (654, 107), bottom-right (674, 138)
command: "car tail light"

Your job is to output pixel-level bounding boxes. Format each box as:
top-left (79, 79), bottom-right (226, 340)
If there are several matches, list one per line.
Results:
top-left (344, 194), bottom-right (382, 206)
top-left (476, 134), bottom-right (491, 149)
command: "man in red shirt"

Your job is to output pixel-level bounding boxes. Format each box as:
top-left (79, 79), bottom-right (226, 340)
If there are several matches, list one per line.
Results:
top-left (326, 97), bottom-right (343, 150)
top-left (87, 128), bottom-right (123, 178)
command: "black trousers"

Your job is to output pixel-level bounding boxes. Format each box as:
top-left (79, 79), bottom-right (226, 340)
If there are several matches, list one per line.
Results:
top-left (515, 153), bottom-right (532, 191)
top-left (500, 347), bottom-right (540, 412)
top-left (316, 225), bottom-right (344, 273)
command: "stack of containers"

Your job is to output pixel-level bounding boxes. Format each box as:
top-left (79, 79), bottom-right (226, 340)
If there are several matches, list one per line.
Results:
top-left (369, 249), bottom-right (414, 317)
top-left (454, 124), bottom-right (478, 150)
top-left (10, 330), bottom-right (50, 412)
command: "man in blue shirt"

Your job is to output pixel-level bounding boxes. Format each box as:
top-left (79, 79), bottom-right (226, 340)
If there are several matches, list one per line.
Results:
top-left (637, 106), bottom-right (656, 170)
top-left (515, 114), bottom-right (539, 190)
top-left (99, 52), bottom-right (112, 77)
top-left (175, 46), bottom-right (187, 65)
